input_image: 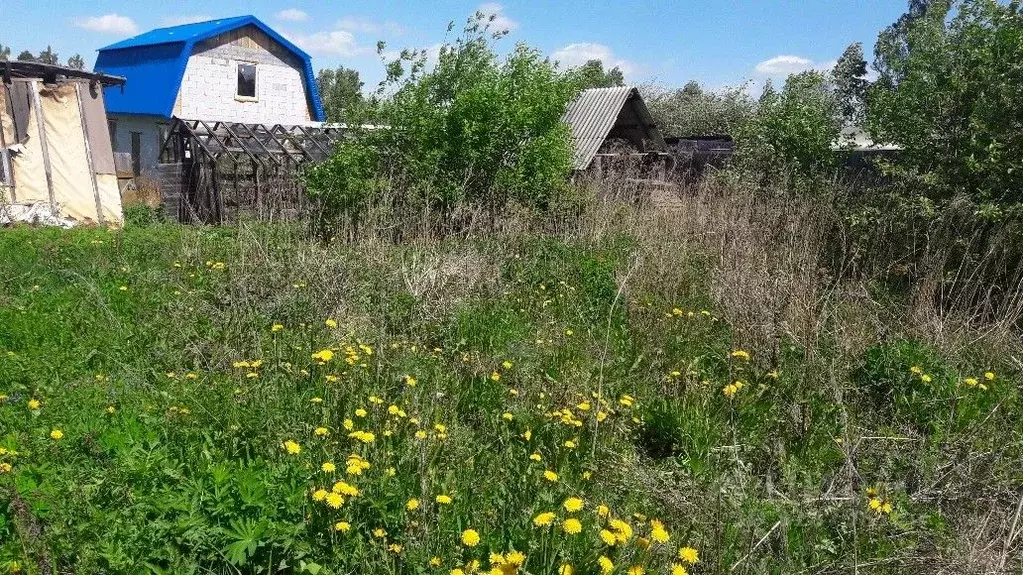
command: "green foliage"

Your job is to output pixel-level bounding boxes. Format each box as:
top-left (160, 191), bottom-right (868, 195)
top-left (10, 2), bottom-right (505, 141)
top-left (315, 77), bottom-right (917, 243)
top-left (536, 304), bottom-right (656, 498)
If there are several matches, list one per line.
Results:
top-left (645, 80), bottom-right (754, 138)
top-left (66, 54), bottom-right (86, 71)
top-left (0, 43), bottom-right (10, 61)
top-left (305, 16), bottom-right (577, 233)
top-left (316, 66), bottom-right (366, 123)
top-left (735, 71), bottom-right (842, 182)
top-left (831, 42), bottom-right (870, 126)
top-left (571, 59), bottom-right (625, 89)
top-left (869, 0), bottom-right (1023, 204)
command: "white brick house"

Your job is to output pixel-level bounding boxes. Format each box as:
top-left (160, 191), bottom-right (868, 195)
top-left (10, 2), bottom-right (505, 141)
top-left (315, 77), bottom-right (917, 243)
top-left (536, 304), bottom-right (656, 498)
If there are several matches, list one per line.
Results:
top-left (94, 16), bottom-right (324, 176)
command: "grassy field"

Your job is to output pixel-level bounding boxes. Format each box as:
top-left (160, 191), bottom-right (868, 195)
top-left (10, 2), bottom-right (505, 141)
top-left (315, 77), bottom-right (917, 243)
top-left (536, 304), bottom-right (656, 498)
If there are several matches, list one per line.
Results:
top-left (0, 216), bottom-right (1019, 574)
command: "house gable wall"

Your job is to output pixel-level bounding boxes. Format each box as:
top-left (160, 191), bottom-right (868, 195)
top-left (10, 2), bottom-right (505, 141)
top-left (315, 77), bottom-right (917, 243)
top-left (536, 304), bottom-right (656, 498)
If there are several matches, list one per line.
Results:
top-left (176, 25), bottom-right (314, 124)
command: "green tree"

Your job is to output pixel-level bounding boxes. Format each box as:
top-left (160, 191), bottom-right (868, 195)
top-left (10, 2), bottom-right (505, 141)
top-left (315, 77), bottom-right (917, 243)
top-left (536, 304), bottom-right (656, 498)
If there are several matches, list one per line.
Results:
top-left (737, 71), bottom-right (841, 181)
top-left (832, 42), bottom-right (870, 125)
top-left (869, 0), bottom-right (1023, 204)
top-left (573, 59), bottom-right (625, 89)
top-left (16, 50), bottom-right (35, 62)
top-left (37, 45), bottom-right (58, 65)
top-left (306, 15), bottom-right (577, 235)
top-left (316, 66), bottom-right (365, 123)
top-left (645, 80), bottom-right (754, 137)
top-left (66, 54), bottom-right (86, 70)
top-left (0, 43), bottom-right (10, 61)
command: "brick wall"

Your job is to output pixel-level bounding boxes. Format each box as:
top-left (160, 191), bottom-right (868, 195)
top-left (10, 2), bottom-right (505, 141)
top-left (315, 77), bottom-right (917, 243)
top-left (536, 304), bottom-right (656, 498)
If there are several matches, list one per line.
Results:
top-left (176, 25), bottom-right (315, 124)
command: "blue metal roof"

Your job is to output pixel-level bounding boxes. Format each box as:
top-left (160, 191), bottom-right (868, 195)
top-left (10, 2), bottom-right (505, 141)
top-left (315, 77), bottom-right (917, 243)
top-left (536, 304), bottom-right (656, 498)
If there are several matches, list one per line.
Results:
top-left (94, 15), bottom-right (325, 121)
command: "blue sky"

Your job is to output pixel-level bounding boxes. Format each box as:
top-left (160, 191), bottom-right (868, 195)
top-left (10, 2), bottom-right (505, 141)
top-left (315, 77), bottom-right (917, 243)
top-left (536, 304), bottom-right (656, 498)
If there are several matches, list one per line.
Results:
top-left (2, 1), bottom-right (907, 93)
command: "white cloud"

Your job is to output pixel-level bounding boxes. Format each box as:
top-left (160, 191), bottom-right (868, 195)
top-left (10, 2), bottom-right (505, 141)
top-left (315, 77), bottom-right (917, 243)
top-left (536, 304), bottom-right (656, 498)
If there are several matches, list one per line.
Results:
top-left (276, 9), bottom-right (309, 22)
top-left (754, 54), bottom-right (834, 76)
top-left (477, 3), bottom-right (518, 32)
top-left (551, 42), bottom-right (635, 76)
top-left (160, 15), bottom-right (214, 27)
top-left (75, 14), bottom-right (139, 35)
top-left (337, 17), bottom-right (405, 36)
top-left (287, 28), bottom-right (366, 57)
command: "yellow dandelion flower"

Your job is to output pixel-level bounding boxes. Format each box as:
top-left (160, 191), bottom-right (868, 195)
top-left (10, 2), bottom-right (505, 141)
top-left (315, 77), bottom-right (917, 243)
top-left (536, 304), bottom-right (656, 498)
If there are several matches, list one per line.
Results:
top-left (314, 427), bottom-right (330, 436)
top-left (628, 566), bottom-right (645, 575)
top-left (332, 481), bottom-right (359, 496)
top-left (405, 375), bottom-right (417, 387)
top-left (533, 512), bottom-right (556, 527)
top-left (637, 537), bottom-right (651, 549)
top-left (451, 570), bottom-right (465, 575)
top-left (310, 397), bottom-right (323, 403)
top-left (436, 494), bottom-right (453, 505)
top-left (868, 497), bottom-right (882, 511)
top-left (324, 493), bottom-right (344, 509)
top-left (343, 419), bottom-right (355, 431)
top-left (489, 553), bottom-right (506, 567)
top-left (502, 361), bottom-right (513, 369)
top-left (325, 319), bottom-right (337, 329)
top-left (920, 374), bottom-right (932, 383)
top-left (272, 324), bottom-right (284, 332)
top-left (600, 529), bottom-right (618, 545)
top-left (730, 349), bottom-right (750, 360)
top-left (461, 529), bottom-right (481, 547)
top-left (598, 556), bottom-right (614, 574)
top-left (910, 365), bottom-right (923, 374)
top-left (984, 371), bottom-right (996, 381)
top-left (597, 504), bottom-right (610, 518)
top-left (651, 527), bottom-right (670, 544)
top-left (322, 462), bottom-right (336, 473)
top-left (49, 429), bottom-right (64, 441)
top-left (0, 462), bottom-right (11, 473)
top-left (490, 371), bottom-right (501, 382)
top-left (430, 557), bottom-right (442, 567)
top-left (964, 377), bottom-right (979, 387)
top-left (106, 406), bottom-right (116, 414)
top-left (671, 564), bottom-right (689, 575)
top-left (564, 439), bottom-right (578, 449)
top-left (678, 546), bottom-right (700, 564)
top-left (415, 430), bottom-right (428, 440)
top-left (388, 543), bottom-right (403, 554)
top-left (882, 502), bottom-right (893, 514)
top-left (312, 489), bottom-right (328, 501)
top-left (562, 518), bottom-right (582, 534)
top-left (355, 408), bottom-right (368, 417)
top-left (311, 350), bottom-right (334, 365)
top-left (502, 412), bottom-right (514, 421)
top-left (505, 551), bottom-right (525, 566)
top-left (373, 528), bottom-right (387, 538)
top-left (334, 521), bottom-right (351, 532)
top-left (558, 564), bottom-right (573, 575)
top-left (530, 452), bottom-right (542, 462)
top-left (406, 498), bottom-right (420, 511)
top-left (563, 497), bottom-right (584, 512)
top-left (543, 469), bottom-right (559, 482)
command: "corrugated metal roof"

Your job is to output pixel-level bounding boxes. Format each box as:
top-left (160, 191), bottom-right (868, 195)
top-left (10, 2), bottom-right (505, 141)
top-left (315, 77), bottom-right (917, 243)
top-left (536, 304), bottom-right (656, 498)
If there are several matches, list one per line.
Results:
top-left (562, 86), bottom-right (635, 170)
top-left (561, 86), bottom-right (667, 170)
top-left (94, 15), bottom-right (325, 122)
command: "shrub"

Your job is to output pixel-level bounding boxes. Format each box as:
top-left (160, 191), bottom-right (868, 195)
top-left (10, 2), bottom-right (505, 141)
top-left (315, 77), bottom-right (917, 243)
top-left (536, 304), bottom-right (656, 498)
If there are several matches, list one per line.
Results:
top-left (305, 15), bottom-right (578, 237)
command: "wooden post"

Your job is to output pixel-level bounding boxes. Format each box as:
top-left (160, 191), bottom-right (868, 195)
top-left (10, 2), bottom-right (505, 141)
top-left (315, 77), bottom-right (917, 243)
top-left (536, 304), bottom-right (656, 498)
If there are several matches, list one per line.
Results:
top-left (29, 80), bottom-right (56, 209)
top-left (74, 82), bottom-right (105, 226)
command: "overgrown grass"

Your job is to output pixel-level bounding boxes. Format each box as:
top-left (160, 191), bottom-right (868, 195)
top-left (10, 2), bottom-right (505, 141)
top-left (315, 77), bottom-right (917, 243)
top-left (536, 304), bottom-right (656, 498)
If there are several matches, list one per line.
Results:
top-left (0, 205), bottom-right (1020, 574)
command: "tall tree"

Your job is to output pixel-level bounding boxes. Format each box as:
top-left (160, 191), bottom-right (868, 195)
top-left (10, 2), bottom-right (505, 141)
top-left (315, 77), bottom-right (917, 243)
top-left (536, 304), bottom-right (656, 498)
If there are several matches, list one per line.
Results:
top-left (316, 66), bottom-right (366, 123)
top-left (37, 45), bottom-right (59, 65)
top-left (66, 54), bottom-right (86, 70)
top-left (16, 50), bottom-right (36, 62)
top-left (873, 0), bottom-right (943, 84)
top-left (573, 59), bottom-right (625, 89)
top-left (869, 0), bottom-right (1023, 204)
top-left (0, 43), bottom-right (10, 61)
top-left (832, 42), bottom-right (870, 125)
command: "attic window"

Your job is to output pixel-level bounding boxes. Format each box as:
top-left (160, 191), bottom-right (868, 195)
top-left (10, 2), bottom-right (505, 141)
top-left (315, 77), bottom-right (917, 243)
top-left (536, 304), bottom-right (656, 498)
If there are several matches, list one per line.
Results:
top-left (236, 63), bottom-right (257, 100)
